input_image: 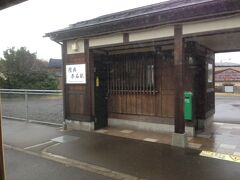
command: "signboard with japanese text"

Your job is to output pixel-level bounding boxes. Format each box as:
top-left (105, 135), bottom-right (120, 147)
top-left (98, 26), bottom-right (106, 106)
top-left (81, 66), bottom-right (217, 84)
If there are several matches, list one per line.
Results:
top-left (66, 64), bottom-right (86, 84)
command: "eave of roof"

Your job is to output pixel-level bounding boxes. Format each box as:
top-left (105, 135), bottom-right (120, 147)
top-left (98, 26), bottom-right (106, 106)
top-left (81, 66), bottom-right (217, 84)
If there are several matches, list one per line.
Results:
top-left (215, 68), bottom-right (240, 74)
top-left (45, 0), bottom-right (240, 42)
top-left (0, 0), bottom-right (27, 11)
top-left (215, 65), bottom-right (240, 67)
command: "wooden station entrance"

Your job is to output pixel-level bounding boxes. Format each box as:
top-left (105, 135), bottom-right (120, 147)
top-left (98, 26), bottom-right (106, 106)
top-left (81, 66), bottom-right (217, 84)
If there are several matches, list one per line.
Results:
top-left (91, 40), bottom-right (214, 133)
top-left (46, 0), bottom-right (240, 147)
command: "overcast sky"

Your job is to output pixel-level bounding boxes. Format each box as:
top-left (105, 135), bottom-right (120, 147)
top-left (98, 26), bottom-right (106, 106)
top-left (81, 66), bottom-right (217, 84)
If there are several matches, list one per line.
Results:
top-left (0, 0), bottom-right (239, 63)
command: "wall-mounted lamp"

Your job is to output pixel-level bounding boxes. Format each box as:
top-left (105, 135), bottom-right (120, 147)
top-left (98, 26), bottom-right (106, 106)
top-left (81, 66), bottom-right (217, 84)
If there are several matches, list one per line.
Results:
top-left (71, 41), bottom-right (79, 51)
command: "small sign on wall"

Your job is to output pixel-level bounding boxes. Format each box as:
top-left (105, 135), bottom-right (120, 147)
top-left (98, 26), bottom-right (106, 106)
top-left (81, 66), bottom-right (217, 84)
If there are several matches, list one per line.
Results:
top-left (224, 85), bottom-right (234, 93)
top-left (66, 64), bottom-right (86, 84)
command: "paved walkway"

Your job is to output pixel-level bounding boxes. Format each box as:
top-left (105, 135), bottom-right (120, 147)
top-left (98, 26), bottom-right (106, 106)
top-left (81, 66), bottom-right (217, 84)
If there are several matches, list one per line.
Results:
top-left (214, 96), bottom-right (240, 124)
top-left (95, 122), bottom-right (240, 155)
top-left (3, 119), bottom-right (240, 180)
top-left (93, 95), bottom-right (240, 155)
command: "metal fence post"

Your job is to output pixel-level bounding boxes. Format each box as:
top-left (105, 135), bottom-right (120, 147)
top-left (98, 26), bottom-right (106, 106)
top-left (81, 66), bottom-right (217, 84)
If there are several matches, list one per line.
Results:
top-left (25, 90), bottom-right (29, 122)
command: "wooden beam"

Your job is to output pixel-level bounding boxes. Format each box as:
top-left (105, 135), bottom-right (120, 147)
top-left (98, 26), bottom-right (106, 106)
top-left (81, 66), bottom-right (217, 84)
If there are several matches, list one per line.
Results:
top-left (62, 42), bottom-right (67, 121)
top-left (0, 107), bottom-right (5, 180)
top-left (174, 25), bottom-right (185, 134)
top-left (123, 33), bottom-right (129, 44)
top-left (84, 39), bottom-right (93, 118)
top-left (0, 0), bottom-right (26, 10)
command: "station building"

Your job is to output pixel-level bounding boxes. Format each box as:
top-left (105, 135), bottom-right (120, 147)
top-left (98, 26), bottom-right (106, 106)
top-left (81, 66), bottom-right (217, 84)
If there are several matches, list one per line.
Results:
top-left (215, 64), bottom-right (240, 93)
top-left (46, 0), bottom-right (240, 147)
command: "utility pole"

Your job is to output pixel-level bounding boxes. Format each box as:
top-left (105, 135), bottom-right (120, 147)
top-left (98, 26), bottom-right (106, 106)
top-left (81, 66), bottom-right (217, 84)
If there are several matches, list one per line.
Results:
top-left (0, 102), bottom-right (5, 180)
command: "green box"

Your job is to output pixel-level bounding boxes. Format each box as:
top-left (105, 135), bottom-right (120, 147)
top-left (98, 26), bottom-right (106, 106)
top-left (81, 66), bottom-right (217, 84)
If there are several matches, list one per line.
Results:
top-left (184, 91), bottom-right (193, 121)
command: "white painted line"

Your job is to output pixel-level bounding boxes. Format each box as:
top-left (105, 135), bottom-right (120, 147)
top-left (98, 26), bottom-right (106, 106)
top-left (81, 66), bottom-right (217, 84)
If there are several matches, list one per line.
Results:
top-left (234, 152), bottom-right (240, 156)
top-left (51, 135), bottom-right (79, 143)
top-left (188, 143), bottom-right (202, 149)
top-left (120, 130), bottom-right (133, 134)
top-left (95, 129), bottom-right (108, 133)
top-left (197, 134), bottom-right (212, 139)
top-left (214, 123), bottom-right (224, 125)
top-left (200, 150), bottom-right (240, 163)
top-left (220, 126), bottom-right (233, 130)
top-left (6, 143), bottom-right (141, 180)
top-left (24, 141), bottom-right (53, 150)
top-left (143, 138), bottom-right (158, 142)
top-left (219, 144), bottom-right (236, 150)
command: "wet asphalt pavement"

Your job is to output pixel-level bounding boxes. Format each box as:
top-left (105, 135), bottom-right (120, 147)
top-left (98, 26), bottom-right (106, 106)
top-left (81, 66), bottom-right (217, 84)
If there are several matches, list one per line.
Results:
top-left (214, 96), bottom-right (240, 124)
top-left (3, 119), bottom-right (240, 180)
top-left (3, 120), bottom-right (113, 180)
top-left (5, 148), bottom-right (113, 180)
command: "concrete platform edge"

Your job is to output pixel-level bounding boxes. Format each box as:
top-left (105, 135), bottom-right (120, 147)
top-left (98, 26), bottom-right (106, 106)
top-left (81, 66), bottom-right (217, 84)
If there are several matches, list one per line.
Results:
top-left (171, 133), bottom-right (188, 148)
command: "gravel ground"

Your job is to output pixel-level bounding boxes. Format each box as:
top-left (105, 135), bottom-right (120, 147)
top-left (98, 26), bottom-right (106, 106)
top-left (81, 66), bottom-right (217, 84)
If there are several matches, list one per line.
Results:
top-left (1, 94), bottom-right (63, 124)
top-left (2, 94), bottom-right (239, 125)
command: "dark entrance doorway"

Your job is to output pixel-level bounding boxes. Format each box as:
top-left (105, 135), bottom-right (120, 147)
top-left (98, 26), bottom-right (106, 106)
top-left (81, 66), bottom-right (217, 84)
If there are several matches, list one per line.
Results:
top-left (94, 55), bottom-right (109, 130)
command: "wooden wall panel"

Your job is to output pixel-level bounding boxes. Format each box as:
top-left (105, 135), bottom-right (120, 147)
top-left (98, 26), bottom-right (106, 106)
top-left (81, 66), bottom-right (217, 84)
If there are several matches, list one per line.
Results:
top-left (147, 96), bottom-right (155, 115)
top-left (161, 65), bottom-right (175, 90)
top-left (64, 50), bottom-right (92, 121)
top-left (121, 94), bottom-right (127, 113)
top-left (109, 94), bottom-right (158, 116)
top-left (162, 93), bottom-right (175, 117)
top-left (66, 54), bottom-right (86, 64)
top-left (107, 53), bottom-right (176, 119)
top-left (155, 94), bottom-right (162, 116)
top-left (136, 94), bottom-right (142, 114)
top-left (140, 95), bottom-right (148, 115)
top-left (129, 95), bottom-right (137, 114)
top-left (116, 95), bottom-right (122, 113)
top-left (111, 95), bottom-right (117, 113)
top-left (68, 94), bottom-right (85, 114)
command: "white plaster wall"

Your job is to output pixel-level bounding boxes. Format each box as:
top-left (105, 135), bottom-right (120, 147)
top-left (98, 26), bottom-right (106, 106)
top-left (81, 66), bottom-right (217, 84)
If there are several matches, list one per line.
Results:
top-left (183, 15), bottom-right (240, 35)
top-left (129, 25), bottom-right (174, 42)
top-left (67, 39), bottom-right (85, 54)
top-left (89, 34), bottom-right (123, 47)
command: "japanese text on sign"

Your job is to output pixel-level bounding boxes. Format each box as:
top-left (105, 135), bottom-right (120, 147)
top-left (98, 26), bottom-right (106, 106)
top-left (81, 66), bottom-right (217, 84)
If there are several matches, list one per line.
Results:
top-left (66, 64), bottom-right (86, 84)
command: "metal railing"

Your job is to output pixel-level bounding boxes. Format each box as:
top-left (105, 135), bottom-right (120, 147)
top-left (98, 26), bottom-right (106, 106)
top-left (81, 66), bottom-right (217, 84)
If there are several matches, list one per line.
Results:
top-left (0, 89), bottom-right (63, 126)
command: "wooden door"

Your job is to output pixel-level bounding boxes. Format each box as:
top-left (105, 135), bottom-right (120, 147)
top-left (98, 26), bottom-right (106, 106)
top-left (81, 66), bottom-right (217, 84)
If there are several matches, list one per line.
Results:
top-left (94, 58), bottom-right (108, 129)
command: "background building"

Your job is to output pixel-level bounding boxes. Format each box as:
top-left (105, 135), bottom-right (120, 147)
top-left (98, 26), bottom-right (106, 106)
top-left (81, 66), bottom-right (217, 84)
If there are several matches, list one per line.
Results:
top-left (215, 63), bottom-right (240, 93)
top-left (48, 58), bottom-right (63, 90)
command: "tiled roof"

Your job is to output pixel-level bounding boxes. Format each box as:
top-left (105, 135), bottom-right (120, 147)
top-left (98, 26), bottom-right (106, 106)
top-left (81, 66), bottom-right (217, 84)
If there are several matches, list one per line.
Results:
top-left (46, 0), bottom-right (240, 41)
top-left (51, 0), bottom-right (216, 33)
top-left (68, 0), bottom-right (214, 30)
top-left (0, 0), bottom-right (26, 10)
top-left (48, 59), bottom-right (62, 68)
top-left (215, 68), bottom-right (240, 81)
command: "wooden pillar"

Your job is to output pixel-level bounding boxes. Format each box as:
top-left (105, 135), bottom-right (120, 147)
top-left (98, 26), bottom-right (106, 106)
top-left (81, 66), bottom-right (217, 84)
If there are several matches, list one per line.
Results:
top-left (62, 42), bottom-right (67, 120)
top-left (0, 108), bottom-right (5, 180)
top-left (61, 42), bottom-right (67, 129)
top-left (84, 39), bottom-right (92, 118)
top-left (174, 25), bottom-right (185, 134)
top-left (89, 50), bottom-right (95, 118)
